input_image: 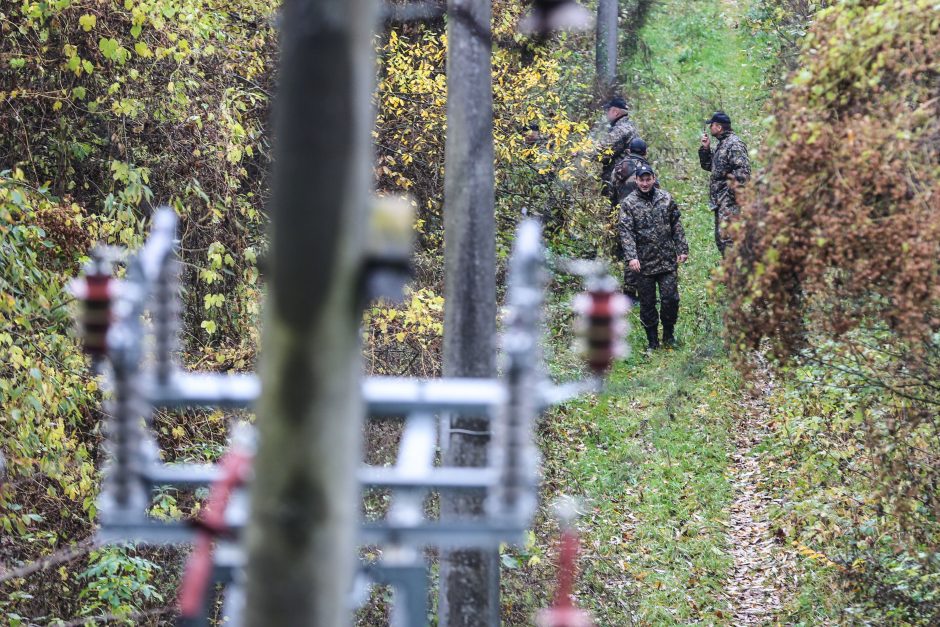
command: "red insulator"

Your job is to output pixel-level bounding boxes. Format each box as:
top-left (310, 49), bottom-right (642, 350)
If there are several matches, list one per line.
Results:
top-left (69, 271), bottom-right (113, 359)
top-left (573, 287), bottom-right (629, 375)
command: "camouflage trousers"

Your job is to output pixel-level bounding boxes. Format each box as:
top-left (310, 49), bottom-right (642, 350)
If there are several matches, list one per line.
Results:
top-left (637, 271), bottom-right (679, 333)
top-left (713, 201), bottom-right (740, 255)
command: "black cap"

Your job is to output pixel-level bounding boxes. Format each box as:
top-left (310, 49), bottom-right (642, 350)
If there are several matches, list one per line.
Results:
top-left (706, 111), bottom-right (731, 125)
top-left (629, 137), bottom-right (647, 155)
top-left (603, 96), bottom-right (628, 110)
top-left (634, 163), bottom-right (655, 177)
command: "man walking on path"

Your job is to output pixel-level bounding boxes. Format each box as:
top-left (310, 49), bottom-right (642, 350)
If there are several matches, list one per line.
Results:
top-left (598, 97), bottom-right (639, 207)
top-left (618, 164), bottom-right (689, 351)
top-left (698, 111), bottom-right (750, 254)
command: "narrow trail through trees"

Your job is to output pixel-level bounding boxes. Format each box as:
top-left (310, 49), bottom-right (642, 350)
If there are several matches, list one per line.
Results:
top-left (559, 0), bottom-right (804, 621)
top-left (506, 0), bottom-right (808, 622)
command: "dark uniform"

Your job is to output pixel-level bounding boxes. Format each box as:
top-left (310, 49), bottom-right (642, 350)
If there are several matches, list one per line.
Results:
top-left (618, 184), bottom-right (689, 348)
top-left (698, 127), bottom-right (750, 254)
top-left (599, 114), bottom-right (639, 207)
top-left (612, 152), bottom-right (651, 300)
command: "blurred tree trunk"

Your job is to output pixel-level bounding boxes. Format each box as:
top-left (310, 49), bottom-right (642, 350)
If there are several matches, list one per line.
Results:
top-left (439, 0), bottom-right (499, 625)
top-left (596, 0), bottom-right (619, 95)
top-left (243, 0), bottom-right (376, 625)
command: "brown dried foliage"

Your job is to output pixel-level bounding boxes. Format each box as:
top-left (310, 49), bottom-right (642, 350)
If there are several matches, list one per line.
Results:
top-left (725, 0), bottom-right (940, 359)
top-left (725, 2), bottom-right (940, 619)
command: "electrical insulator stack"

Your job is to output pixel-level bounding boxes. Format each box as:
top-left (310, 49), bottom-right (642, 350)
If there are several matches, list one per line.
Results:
top-left (537, 497), bottom-right (594, 627)
top-left (572, 276), bottom-right (630, 375)
top-left (69, 253), bottom-right (115, 367)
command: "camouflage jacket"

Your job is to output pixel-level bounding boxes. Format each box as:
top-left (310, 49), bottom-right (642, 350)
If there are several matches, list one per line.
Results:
top-left (618, 188), bottom-right (689, 276)
top-left (698, 130), bottom-right (750, 210)
top-left (598, 115), bottom-right (638, 183)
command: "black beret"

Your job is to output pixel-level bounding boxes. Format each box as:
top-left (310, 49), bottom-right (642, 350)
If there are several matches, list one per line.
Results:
top-left (629, 137), bottom-right (648, 155)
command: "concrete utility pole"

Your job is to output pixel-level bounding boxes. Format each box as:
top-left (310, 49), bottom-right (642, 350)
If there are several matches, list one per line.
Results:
top-left (439, 0), bottom-right (500, 625)
top-left (595, 0), bottom-right (618, 95)
top-left (243, 0), bottom-right (376, 625)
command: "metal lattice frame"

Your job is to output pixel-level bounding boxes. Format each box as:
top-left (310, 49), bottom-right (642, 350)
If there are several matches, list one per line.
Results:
top-left (75, 208), bottom-right (625, 626)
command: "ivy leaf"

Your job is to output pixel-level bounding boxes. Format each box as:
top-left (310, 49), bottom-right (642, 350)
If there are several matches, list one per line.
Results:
top-left (79, 14), bottom-right (96, 32)
top-left (98, 37), bottom-right (119, 61)
top-left (200, 320), bottom-right (217, 335)
top-left (134, 41), bottom-right (153, 58)
top-left (500, 554), bottom-right (520, 569)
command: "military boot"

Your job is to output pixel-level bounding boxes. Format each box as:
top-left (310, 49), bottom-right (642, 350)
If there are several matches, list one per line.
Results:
top-left (662, 325), bottom-right (677, 347)
top-left (645, 327), bottom-right (660, 352)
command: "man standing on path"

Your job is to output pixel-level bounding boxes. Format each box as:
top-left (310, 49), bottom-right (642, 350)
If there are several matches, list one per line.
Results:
top-left (612, 137), bottom-right (652, 202)
top-left (597, 97), bottom-right (639, 208)
top-left (698, 111), bottom-right (750, 255)
top-left (613, 137), bottom-right (652, 301)
top-left (618, 164), bottom-right (689, 351)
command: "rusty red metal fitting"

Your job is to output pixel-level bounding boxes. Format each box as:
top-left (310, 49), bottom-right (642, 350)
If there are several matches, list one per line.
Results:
top-left (178, 447), bottom-right (253, 619)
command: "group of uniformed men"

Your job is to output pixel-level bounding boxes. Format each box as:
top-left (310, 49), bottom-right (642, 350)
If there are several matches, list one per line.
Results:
top-left (596, 97), bottom-right (751, 351)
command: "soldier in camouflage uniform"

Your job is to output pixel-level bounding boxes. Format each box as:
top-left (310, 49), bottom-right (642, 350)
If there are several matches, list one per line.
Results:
top-left (618, 164), bottom-right (689, 350)
top-left (612, 137), bottom-right (653, 203)
top-left (612, 137), bottom-right (652, 300)
top-left (597, 97), bottom-right (639, 207)
top-left (698, 111), bottom-right (750, 254)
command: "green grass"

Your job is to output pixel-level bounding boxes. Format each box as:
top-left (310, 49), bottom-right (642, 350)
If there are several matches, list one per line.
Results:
top-left (537, 347), bottom-right (741, 624)
top-left (501, 0), bottom-right (774, 623)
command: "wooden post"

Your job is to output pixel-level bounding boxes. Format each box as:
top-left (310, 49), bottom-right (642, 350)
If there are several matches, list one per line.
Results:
top-left (595, 0), bottom-right (618, 95)
top-left (439, 0), bottom-right (500, 625)
top-left (243, 0), bottom-right (376, 625)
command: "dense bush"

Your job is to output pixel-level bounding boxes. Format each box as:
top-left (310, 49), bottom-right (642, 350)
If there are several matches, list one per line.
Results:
top-left (1, 0), bottom-right (275, 621)
top-left (726, 0), bottom-right (940, 621)
top-left (727, 0), bottom-right (939, 356)
top-left (1, 0), bottom-right (275, 354)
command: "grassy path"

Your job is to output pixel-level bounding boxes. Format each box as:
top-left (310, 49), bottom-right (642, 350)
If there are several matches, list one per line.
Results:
top-left (502, 0), bottom-right (778, 624)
